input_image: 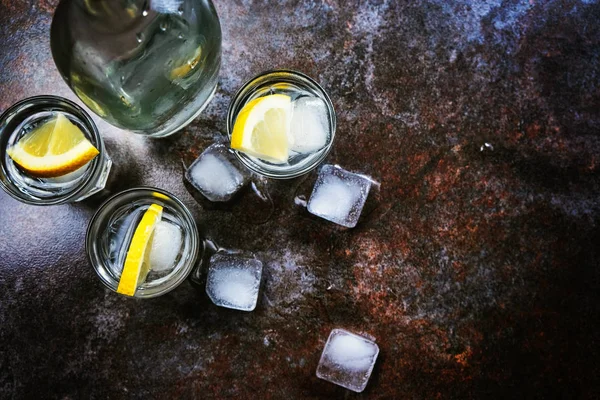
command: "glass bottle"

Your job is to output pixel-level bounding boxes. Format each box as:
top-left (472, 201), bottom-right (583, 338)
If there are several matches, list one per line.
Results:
top-left (51, 0), bottom-right (221, 138)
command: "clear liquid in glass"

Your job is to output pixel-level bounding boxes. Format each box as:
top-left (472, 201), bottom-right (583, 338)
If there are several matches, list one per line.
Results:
top-left (4, 111), bottom-right (101, 199)
top-left (99, 200), bottom-right (191, 286)
top-left (227, 70), bottom-right (336, 179)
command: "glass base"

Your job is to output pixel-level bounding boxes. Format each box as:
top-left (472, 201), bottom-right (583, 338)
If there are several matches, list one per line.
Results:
top-left (73, 155), bottom-right (112, 202)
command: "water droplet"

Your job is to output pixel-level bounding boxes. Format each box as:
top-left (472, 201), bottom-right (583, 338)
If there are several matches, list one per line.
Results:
top-left (480, 142), bottom-right (494, 152)
top-left (120, 75), bottom-right (125, 83)
top-left (177, 33), bottom-right (184, 39)
top-left (251, 182), bottom-right (270, 202)
top-left (204, 238), bottom-right (220, 253)
top-left (136, 32), bottom-right (144, 43)
top-left (142, 1), bottom-right (149, 17)
top-left (159, 21), bottom-right (168, 31)
top-left (294, 195), bottom-right (307, 207)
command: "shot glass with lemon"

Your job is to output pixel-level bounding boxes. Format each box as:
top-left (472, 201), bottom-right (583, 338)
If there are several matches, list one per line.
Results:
top-left (86, 187), bottom-right (200, 298)
top-left (0, 96), bottom-right (111, 205)
top-left (227, 70), bottom-right (336, 179)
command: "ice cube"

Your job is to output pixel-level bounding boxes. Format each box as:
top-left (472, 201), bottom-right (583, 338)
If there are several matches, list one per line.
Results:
top-left (205, 252), bottom-right (263, 311)
top-left (316, 329), bottom-right (380, 393)
top-left (42, 163), bottom-right (89, 184)
top-left (307, 165), bottom-right (372, 228)
top-left (185, 143), bottom-right (247, 202)
top-left (288, 96), bottom-right (330, 154)
top-left (149, 220), bottom-right (183, 272)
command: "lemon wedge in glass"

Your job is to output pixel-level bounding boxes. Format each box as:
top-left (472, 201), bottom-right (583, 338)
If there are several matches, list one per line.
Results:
top-left (231, 94), bottom-right (291, 163)
top-left (170, 45), bottom-right (203, 80)
top-left (6, 113), bottom-right (99, 178)
top-left (117, 204), bottom-right (163, 297)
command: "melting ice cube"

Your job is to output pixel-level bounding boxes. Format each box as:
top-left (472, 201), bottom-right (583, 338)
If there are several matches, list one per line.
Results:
top-left (148, 220), bottom-right (183, 272)
top-left (307, 165), bottom-right (372, 228)
top-left (185, 143), bottom-right (247, 202)
top-left (288, 96), bottom-right (330, 154)
top-left (316, 329), bottom-right (379, 393)
top-left (42, 163), bottom-right (89, 184)
top-left (205, 252), bottom-right (263, 311)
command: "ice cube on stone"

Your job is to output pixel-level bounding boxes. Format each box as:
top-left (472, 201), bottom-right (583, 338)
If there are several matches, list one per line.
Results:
top-left (205, 252), bottom-right (263, 311)
top-left (316, 329), bottom-right (379, 393)
top-left (288, 96), bottom-right (330, 154)
top-left (149, 220), bottom-right (183, 272)
top-left (307, 165), bottom-right (372, 228)
top-left (185, 143), bottom-right (247, 202)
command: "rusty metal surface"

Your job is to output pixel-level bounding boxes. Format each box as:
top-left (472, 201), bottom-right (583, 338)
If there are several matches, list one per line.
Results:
top-left (1, 0), bottom-right (599, 398)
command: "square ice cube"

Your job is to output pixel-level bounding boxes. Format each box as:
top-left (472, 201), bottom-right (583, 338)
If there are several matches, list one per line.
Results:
top-left (289, 96), bottom-right (331, 154)
top-left (148, 220), bottom-right (183, 272)
top-left (205, 252), bottom-right (263, 311)
top-left (185, 143), bottom-right (247, 202)
top-left (307, 165), bottom-right (372, 228)
top-left (316, 329), bottom-right (379, 393)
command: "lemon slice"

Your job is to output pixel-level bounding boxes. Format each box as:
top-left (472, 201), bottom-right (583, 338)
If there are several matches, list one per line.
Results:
top-left (170, 45), bottom-right (203, 79)
top-left (231, 94), bottom-right (291, 163)
top-left (117, 204), bottom-right (164, 296)
top-left (6, 113), bottom-right (99, 178)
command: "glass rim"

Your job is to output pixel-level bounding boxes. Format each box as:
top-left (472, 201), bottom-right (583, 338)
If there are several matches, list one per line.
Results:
top-left (0, 95), bottom-right (107, 205)
top-left (226, 69), bottom-right (336, 179)
top-left (85, 186), bottom-right (201, 299)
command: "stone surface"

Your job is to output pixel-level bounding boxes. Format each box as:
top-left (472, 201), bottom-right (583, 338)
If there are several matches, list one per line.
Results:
top-left (1, 0), bottom-right (600, 398)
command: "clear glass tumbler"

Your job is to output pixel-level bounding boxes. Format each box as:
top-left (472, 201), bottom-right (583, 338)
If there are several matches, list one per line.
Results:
top-left (0, 96), bottom-right (112, 205)
top-left (51, 0), bottom-right (222, 137)
top-left (227, 70), bottom-right (336, 179)
top-left (86, 187), bottom-right (201, 298)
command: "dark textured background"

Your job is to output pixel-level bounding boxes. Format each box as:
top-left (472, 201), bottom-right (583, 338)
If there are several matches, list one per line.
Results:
top-left (1, 0), bottom-right (600, 398)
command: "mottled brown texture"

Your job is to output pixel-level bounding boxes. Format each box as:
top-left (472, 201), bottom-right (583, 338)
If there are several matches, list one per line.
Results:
top-left (1, 0), bottom-right (600, 399)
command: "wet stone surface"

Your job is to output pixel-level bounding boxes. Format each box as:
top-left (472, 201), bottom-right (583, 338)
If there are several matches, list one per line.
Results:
top-left (1, 0), bottom-right (599, 398)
